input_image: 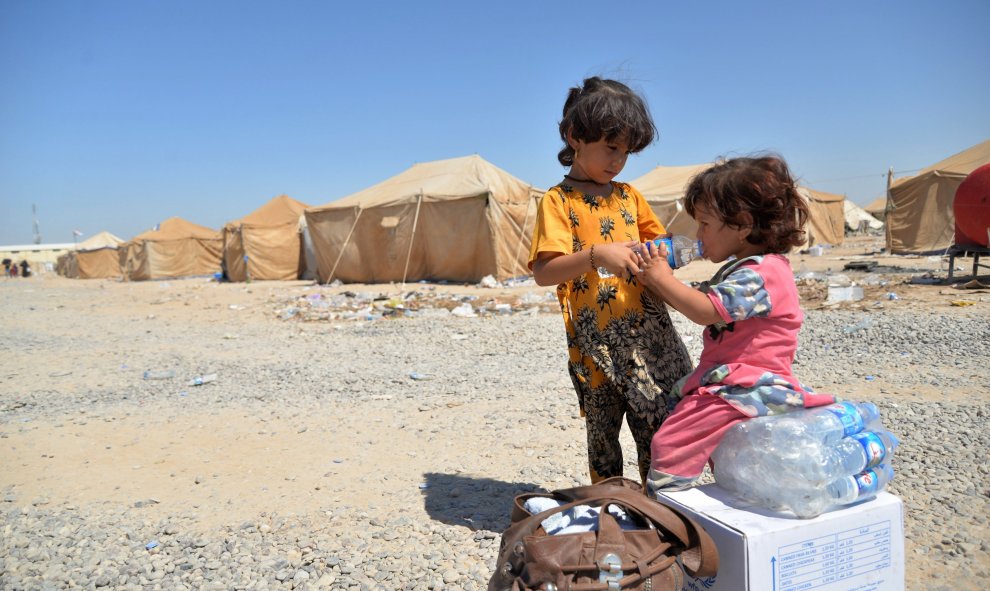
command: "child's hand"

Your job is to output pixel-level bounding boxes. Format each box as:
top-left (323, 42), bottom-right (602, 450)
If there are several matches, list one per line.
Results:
top-left (597, 241), bottom-right (642, 278)
top-left (637, 239), bottom-right (674, 283)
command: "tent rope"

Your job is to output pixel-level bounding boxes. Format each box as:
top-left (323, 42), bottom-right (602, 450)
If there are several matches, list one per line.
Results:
top-left (400, 192), bottom-right (424, 291)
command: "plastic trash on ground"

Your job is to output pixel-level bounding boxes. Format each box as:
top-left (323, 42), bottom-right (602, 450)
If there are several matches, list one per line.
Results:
top-left (450, 302), bottom-right (477, 317)
top-left (478, 274), bottom-right (500, 288)
top-left (188, 373), bottom-right (217, 386)
top-left (143, 370), bottom-right (175, 380)
top-left (826, 285), bottom-right (864, 303)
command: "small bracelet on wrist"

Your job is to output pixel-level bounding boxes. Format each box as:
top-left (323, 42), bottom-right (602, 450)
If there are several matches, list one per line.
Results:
top-left (589, 244), bottom-right (596, 270)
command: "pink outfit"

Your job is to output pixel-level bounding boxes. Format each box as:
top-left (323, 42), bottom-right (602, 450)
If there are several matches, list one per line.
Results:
top-left (648, 255), bottom-right (835, 490)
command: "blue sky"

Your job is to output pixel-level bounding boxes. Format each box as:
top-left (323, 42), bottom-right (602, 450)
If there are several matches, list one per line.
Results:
top-left (2, 0), bottom-right (988, 245)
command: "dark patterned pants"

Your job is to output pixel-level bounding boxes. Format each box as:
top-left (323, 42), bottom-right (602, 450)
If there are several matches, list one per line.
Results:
top-left (578, 378), bottom-right (663, 486)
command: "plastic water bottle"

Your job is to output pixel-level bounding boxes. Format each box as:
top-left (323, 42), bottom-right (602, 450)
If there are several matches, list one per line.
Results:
top-left (771, 464), bottom-right (896, 518)
top-left (651, 235), bottom-right (703, 268)
top-left (771, 401), bottom-right (881, 448)
top-left (792, 429), bottom-right (899, 481)
top-left (825, 463), bottom-right (895, 506)
top-left (711, 403), bottom-right (897, 518)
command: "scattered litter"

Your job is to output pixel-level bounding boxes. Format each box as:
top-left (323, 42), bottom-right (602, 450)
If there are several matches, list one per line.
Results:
top-left (143, 370), bottom-right (176, 380)
top-left (228, 304), bottom-right (246, 310)
top-left (951, 300), bottom-right (976, 307)
top-left (843, 260), bottom-right (878, 271)
top-left (827, 273), bottom-right (852, 286)
top-left (270, 285), bottom-right (556, 322)
top-left (826, 285), bottom-right (864, 303)
top-left (145, 541), bottom-right (159, 550)
top-left (418, 483), bottom-right (430, 489)
top-left (409, 372), bottom-right (434, 381)
top-left (478, 274), bottom-right (499, 288)
top-left (187, 373), bottom-right (217, 386)
top-left (959, 279), bottom-right (990, 290)
top-left (795, 271), bottom-right (827, 281)
top-left (865, 375), bottom-right (876, 381)
top-left (519, 291), bottom-right (547, 305)
top-left (885, 292), bottom-right (900, 300)
top-left (450, 302), bottom-right (477, 317)
top-left (842, 317), bottom-right (873, 334)
top-left (808, 245), bottom-right (824, 257)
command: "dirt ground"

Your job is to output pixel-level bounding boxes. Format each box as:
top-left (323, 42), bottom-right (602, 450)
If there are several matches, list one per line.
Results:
top-left (2, 235), bottom-right (988, 524)
top-left (1, 235), bottom-right (988, 590)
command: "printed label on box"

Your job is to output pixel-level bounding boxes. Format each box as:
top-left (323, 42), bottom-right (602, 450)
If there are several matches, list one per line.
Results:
top-left (663, 486), bottom-right (904, 591)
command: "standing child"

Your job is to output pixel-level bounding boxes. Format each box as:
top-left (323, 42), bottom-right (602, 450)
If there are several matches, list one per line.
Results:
top-left (530, 77), bottom-right (692, 485)
top-left (638, 155), bottom-right (837, 496)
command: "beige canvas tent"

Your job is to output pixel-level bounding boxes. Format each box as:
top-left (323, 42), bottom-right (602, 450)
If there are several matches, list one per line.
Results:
top-left (844, 200), bottom-right (883, 233)
top-left (223, 194), bottom-right (310, 281)
top-left (864, 195), bottom-right (888, 221)
top-left (304, 155), bottom-right (542, 284)
top-left (884, 139), bottom-right (990, 253)
top-left (119, 217), bottom-right (222, 281)
top-left (799, 187), bottom-right (846, 246)
top-left (58, 231), bottom-right (125, 279)
top-left (629, 163), bottom-right (711, 237)
top-left (630, 164), bottom-right (846, 247)
top-left (55, 251), bottom-right (75, 277)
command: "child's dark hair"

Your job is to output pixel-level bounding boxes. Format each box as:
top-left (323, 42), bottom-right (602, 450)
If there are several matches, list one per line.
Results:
top-left (684, 155), bottom-right (809, 254)
top-left (557, 77), bottom-right (657, 166)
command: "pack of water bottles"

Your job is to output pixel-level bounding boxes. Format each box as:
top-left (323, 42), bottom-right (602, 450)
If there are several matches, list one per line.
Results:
top-left (711, 401), bottom-right (899, 519)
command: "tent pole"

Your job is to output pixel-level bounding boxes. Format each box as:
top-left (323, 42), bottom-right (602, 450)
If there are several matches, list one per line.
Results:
top-left (327, 207), bottom-right (363, 284)
top-left (400, 192), bottom-right (424, 291)
top-left (884, 167), bottom-right (894, 252)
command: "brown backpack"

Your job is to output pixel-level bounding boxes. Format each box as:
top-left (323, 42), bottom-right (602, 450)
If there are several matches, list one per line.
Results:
top-left (488, 477), bottom-right (718, 591)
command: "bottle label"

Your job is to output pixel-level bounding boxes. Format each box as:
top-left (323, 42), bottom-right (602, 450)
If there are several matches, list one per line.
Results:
top-left (653, 237), bottom-right (678, 268)
top-left (852, 432), bottom-right (887, 468)
top-left (825, 402), bottom-right (865, 436)
top-left (854, 467), bottom-right (882, 497)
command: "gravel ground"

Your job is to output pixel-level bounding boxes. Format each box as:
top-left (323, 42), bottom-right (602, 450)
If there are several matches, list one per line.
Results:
top-left (1, 277), bottom-right (988, 590)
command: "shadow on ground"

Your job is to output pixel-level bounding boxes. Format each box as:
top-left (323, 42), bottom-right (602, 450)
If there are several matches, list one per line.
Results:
top-left (421, 472), bottom-right (545, 531)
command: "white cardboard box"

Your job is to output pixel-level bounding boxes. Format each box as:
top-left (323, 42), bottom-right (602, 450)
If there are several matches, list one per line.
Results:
top-left (661, 485), bottom-right (904, 591)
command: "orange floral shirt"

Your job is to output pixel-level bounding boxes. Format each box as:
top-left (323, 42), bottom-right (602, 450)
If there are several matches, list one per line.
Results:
top-left (529, 181), bottom-right (691, 414)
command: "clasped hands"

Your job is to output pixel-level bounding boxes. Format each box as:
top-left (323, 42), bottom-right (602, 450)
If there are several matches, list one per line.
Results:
top-left (595, 240), bottom-right (673, 279)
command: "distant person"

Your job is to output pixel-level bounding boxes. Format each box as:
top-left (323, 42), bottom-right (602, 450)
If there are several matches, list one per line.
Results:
top-left (529, 76), bottom-right (692, 485)
top-left (19, 260), bottom-right (31, 278)
top-left (638, 155), bottom-right (837, 496)
top-left (2, 258), bottom-right (10, 277)
top-left (10, 262), bottom-right (18, 278)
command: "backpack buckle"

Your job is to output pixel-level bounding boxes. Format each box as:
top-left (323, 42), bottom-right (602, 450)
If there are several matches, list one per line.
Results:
top-left (598, 553), bottom-right (623, 589)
